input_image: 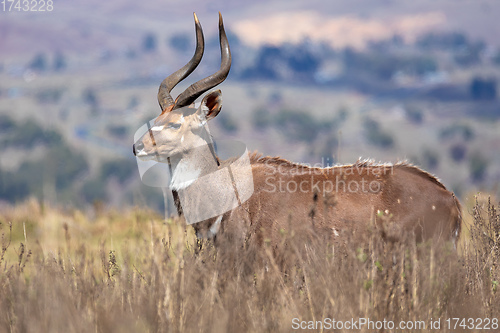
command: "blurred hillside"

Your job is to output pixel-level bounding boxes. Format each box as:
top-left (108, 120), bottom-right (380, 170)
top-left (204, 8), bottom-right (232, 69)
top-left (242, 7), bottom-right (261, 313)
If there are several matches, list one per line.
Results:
top-left (0, 0), bottom-right (499, 212)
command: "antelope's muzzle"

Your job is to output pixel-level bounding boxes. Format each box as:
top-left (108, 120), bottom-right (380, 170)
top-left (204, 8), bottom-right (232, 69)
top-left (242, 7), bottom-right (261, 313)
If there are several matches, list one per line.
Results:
top-left (132, 142), bottom-right (144, 156)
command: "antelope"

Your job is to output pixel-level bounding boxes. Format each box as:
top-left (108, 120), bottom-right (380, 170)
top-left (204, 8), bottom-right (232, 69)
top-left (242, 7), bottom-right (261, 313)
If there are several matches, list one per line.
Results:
top-left (132, 13), bottom-right (462, 248)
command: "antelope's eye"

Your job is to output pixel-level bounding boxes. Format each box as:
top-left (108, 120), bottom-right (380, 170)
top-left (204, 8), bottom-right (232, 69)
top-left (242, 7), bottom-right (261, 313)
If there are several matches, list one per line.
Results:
top-left (168, 123), bottom-right (181, 130)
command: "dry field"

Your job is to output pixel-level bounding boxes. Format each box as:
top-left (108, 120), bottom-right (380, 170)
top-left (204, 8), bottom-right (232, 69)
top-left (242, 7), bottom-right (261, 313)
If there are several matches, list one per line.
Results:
top-left (0, 196), bottom-right (499, 332)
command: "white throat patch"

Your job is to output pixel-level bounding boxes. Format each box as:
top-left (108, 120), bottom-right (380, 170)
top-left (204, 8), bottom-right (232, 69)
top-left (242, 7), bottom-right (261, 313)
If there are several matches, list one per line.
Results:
top-left (169, 159), bottom-right (201, 191)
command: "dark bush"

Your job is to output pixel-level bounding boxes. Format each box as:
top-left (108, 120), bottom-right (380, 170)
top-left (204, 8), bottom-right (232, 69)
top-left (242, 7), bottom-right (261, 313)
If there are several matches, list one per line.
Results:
top-left (0, 167), bottom-right (30, 202)
top-left (2, 120), bottom-right (62, 148)
top-left (169, 34), bottom-right (191, 53)
top-left (449, 143), bottom-right (467, 162)
top-left (494, 49), bottom-right (500, 66)
top-left (0, 142), bottom-right (89, 203)
top-left (53, 52), bottom-right (67, 72)
top-left (252, 108), bottom-right (272, 130)
top-left (82, 88), bottom-right (99, 108)
top-left (343, 49), bottom-right (437, 81)
top-left (36, 88), bottom-right (64, 103)
top-left (274, 109), bottom-right (320, 143)
top-left (439, 124), bottom-right (475, 142)
top-left (107, 125), bottom-right (128, 139)
top-left (142, 33), bottom-right (157, 53)
top-left (416, 32), bottom-right (468, 51)
top-left (316, 134), bottom-right (339, 163)
top-left (454, 42), bottom-right (485, 66)
top-left (470, 77), bottom-right (497, 100)
top-left (287, 48), bottom-right (320, 74)
top-left (470, 152), bottom-right (488, 183)
top-left (82, 177), bottom-right (108, 203)
top-left (46, 145), bottom-right (89, 189)
top-left (217, 113), bottom-right (238, 133)
top-left (253, 107), bottom-right (347, 144)
top-left (0, 115), bottom-right (15, 132)
top-left (422, 149), bottom-right (439, 170)
top-left (28, 53), bottom-right (48, 72)
top-left (405, 106), bottom-right (423, 125)
top-left (242, 45), bottom-right (283, 80)
top-left (100, 159), bottom-right (136, 185)
top-left (363, 118), bottom-right (394, 149)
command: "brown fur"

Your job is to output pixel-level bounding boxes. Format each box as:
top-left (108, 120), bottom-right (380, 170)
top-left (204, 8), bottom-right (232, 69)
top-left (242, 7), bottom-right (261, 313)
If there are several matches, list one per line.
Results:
top-left (193, 152), bottom-right (462, 247)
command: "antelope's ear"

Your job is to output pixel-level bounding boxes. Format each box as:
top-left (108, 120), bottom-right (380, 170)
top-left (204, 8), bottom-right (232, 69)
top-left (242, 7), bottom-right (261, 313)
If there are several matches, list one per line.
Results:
top-left (198, 90), bottom-right (222, 121)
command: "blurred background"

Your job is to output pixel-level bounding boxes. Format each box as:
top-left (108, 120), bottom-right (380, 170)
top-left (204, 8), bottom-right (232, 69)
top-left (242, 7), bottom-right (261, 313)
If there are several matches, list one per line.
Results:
top-left (0, 0), bottom-right (499, 213)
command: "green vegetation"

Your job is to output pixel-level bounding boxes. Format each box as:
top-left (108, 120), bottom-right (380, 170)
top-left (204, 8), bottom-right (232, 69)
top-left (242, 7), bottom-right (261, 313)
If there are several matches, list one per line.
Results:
top-left (416, 32), bottom-right (470, 51)
top-left (0, 114), bottom-right (15, 131)
top-left (53, 52), bottom-right (67, 72)
top-left (0, 117), bottom-right (85, 203)
top-left (469, 152), bottom-right (489, 183)
top-left (107, 124), bottom-right (129, 139)
top-left (82, 88), bottom-right (99, 109)
top-left (0, 143), bottom-right (88, 202)
top-left (450, 143), bottom-right (467, 162)
top-left (81, 176), bottom-right (107, 203)
top-left (169, 33), bottom-right (191, 53)
top-left (363, 117), bottom-right (394, 149)
top-left (0, 118), bottom-right (62, 147)
top-left (0, 115), bottom-right (140, 207)
top-left (142, 33), bottom-right (157, 53)
top-left (81, 158), bottom-right (137, 203)
top-left (35, 87), bottom-right (64, 104)
top-left (417, 31), bottom-right (485, 66)
top-left (252, 107), bottom-right (347, 145)
top-left (28, 53), bottom-right (48, 72)
top-left (440, 123), bottom-right (475, 142)
top-left (274, 109), bottom-right (323, 142)
top-left (251, 108), bottom-right (273, 130)
top-left (100, 159), bottom-right (136, 185)
top-left (343, 48), bottom-right (437, 80)
top-left (405, 106), bottom-right (424, 125)
top-left (421, 149), bottom-right (440, 170)
top-left (470, 77), bottom-right (497, 100)
top-left (217, 113), bottom-right (238, 133)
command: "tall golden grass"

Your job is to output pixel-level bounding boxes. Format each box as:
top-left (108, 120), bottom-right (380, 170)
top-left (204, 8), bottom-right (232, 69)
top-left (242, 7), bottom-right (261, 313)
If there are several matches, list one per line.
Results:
top-left (0, 197), bottom-right (498, 332)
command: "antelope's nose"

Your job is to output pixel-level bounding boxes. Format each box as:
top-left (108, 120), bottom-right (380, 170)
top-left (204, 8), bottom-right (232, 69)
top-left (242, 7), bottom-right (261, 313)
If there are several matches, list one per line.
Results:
top-left (133, 142), bottom-right (144, 156)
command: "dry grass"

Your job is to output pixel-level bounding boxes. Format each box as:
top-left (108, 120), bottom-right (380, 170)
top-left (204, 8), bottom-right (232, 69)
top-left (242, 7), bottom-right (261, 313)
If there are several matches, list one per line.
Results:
top-left (0, 198), bottom-right (499, 333)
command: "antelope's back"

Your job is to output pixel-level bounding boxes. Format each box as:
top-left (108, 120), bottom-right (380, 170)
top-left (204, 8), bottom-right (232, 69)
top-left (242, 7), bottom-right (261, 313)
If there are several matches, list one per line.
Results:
top-left (238, 157), bottom-right (462, 246)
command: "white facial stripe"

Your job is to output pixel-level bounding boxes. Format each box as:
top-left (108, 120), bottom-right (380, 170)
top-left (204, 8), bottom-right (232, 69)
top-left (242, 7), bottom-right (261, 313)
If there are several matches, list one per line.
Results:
top-left (151, 126), bottom-right (164, 131)
top-left (169, 164), bottom-right (201, 191)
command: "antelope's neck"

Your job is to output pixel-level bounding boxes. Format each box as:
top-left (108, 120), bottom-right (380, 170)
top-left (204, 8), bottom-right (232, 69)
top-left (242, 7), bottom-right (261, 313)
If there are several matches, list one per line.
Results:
top-left (168, 143), bottom-right (219, 191)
